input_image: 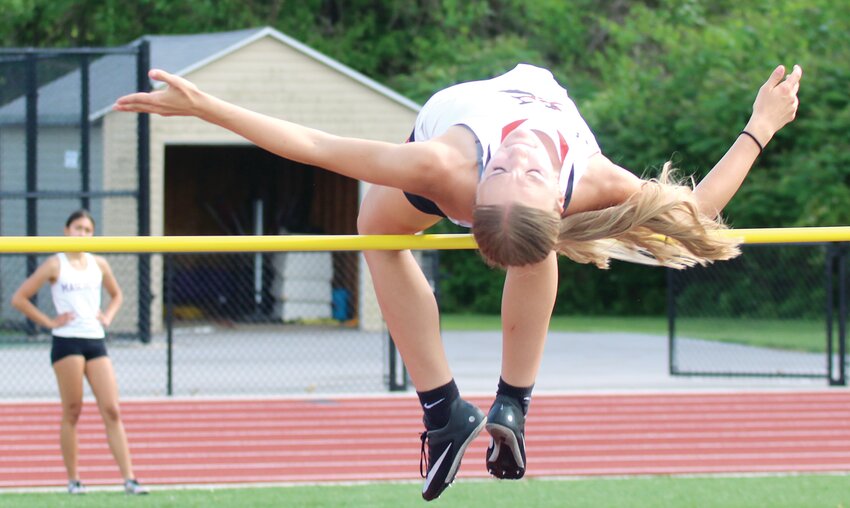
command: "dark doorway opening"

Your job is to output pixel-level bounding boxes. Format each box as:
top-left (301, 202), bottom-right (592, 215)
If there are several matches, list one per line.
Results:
top-left (163, 145), bottom-right (359, 323)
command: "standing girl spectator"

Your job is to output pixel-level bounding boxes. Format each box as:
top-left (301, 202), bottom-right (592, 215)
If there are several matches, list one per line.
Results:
top-left (11, 209), bottom-right (148, 495)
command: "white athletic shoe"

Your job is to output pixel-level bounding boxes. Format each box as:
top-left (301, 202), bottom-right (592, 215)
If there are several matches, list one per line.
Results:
top-left (67, 480), bottom-right (87, 494)
top-left (124, 478), bottom-right (149, 495)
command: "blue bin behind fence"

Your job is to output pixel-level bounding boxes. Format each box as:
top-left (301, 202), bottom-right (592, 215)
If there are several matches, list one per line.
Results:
top-left (332, 288), bottom-right (352, 321)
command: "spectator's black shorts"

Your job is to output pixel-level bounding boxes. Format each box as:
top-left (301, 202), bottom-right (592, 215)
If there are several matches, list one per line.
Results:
top-left (51, 336), bottom-right (108, 364)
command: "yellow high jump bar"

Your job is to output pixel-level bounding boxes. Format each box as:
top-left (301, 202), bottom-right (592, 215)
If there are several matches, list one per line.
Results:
top-left (0, 234), bottom-right (477, 253)
top-left (0, 227), bottom-right (849, 253)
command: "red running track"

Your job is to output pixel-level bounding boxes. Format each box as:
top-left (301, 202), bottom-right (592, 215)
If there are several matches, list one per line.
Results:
top-left (1, 391), bottom-right (850, 488)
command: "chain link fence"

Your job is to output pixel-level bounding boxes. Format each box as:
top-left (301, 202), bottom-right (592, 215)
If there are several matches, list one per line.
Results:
top-left (3, 45), bottom-right (848, 399)
top-left (0, 43), bottom-right (413, 399)
top-left (669, 243), bottom-right (847, 383)
top-left (0, 250), bottom-right (401, 398)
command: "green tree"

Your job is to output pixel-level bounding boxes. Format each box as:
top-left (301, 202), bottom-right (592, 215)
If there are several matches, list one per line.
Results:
top-left (2, 0), bottom-right (846, 315)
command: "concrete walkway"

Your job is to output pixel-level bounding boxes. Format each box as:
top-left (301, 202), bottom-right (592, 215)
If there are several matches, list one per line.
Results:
top-left (444, 331), bottom-right (833, 394)
top-left (0, 328), bottom-right (837, 400)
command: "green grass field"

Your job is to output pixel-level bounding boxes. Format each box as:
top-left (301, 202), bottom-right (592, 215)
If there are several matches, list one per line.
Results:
top-left (3, 475), bottom-right (848, 508)
top-left (441, 314), bottom-right (826, 353)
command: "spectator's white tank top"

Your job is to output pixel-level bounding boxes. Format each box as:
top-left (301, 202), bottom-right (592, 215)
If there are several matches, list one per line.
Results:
top-left (50, 253), bottom-right (105, 339)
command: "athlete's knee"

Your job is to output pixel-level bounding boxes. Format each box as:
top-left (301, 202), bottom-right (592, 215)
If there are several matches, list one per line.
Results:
top-left (63, 402), bottom-right (83, 424)
top-left (356, 211), bottom-right (372, 235)
top-left (99, 403), bottom-right (122, 423)
top-left (356, 200), bottom-right (382, 235)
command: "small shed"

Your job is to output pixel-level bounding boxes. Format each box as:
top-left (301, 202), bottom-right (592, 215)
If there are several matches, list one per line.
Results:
top-left (0, 27), bottom-right (420, 332)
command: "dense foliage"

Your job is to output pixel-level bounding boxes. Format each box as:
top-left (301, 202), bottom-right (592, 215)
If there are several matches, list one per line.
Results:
top-left (3, 0), bottom-right (847, 315)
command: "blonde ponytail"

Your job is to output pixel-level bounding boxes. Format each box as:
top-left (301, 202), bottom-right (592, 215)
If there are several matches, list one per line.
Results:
top-left (555, 163), bottom-right (742, 269)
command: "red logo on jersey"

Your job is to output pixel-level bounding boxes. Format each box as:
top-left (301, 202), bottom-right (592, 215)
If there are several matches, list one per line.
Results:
top-left (500, 118), bottom-right (570, 166)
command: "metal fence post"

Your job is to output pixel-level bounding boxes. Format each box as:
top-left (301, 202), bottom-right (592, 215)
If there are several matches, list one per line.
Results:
top-left (79, 53), bottom-right (90, 211)
top-left (388, 334), bottom-right (408, 392)
top-left (832, 244), bottom-right (847, 386)
top-left (136, 40), bottom-right (151, 343)
top-left (24, 52), bottom-right (38, 336)
top-left (667, 268), bottom-right (677, 375)
top-left (826, 244), bottom-right (835, 383)
top-left (826, 243), bottom-right (847, 386)
top-left (165, 254), bottom-right (174, 396)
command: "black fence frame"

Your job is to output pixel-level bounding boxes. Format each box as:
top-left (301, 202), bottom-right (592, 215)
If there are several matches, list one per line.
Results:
top-left (0, 42), bottom-right (151, 341)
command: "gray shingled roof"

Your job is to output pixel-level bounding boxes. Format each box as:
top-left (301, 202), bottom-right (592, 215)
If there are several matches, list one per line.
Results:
top-left (0, 26), bottom-right (418, 126)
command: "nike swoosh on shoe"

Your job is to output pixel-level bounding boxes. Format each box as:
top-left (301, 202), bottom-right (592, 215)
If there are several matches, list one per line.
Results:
top-left (423, 443), bottom-right (452, 492)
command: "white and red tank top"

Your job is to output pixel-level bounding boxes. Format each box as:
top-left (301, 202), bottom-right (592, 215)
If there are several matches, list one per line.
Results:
top-left (413, 64), bottom-right (600, 226)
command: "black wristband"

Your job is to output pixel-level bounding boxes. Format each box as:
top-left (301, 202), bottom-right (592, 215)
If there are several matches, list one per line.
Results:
top-left (739, 130), bottom-right (764, 155)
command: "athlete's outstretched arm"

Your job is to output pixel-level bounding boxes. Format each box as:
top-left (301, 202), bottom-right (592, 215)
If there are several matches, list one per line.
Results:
top-left (114, 69), bottom-right (444, 195)
top-left (694, 64), bottom-right (802, 216)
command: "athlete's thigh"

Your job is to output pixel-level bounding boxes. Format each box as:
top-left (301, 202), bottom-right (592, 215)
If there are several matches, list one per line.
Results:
top-left (358, 185), bottom-right (441, 235)
top-left (85, 356), bottom-right (121, 408)
top-left (52, 356), bottom-right (86, 409)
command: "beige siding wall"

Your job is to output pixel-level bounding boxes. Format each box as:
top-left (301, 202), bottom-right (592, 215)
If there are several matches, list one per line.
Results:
top-left (102, 34), bottom-right (419, 333)
top-left (102, 112), bottom-right (139, 235)
top-left (102, 107), bottom-right (148, 331)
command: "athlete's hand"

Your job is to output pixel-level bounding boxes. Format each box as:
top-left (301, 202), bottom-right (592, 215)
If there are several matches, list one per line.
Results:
top-left (113, 69), bottom-right (203, 117)
top-left (745, 64), bottom-right (802, 146)
top-left (50, 312), bottom-right (74, 329)
top-left (96, 310), bottom-right (112, 328)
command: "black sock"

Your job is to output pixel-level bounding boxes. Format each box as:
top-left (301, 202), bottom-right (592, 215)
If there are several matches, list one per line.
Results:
top-left (417, 379), bottom-right (460, 430)
top-left (497, 377), bottom-right (534, 415)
